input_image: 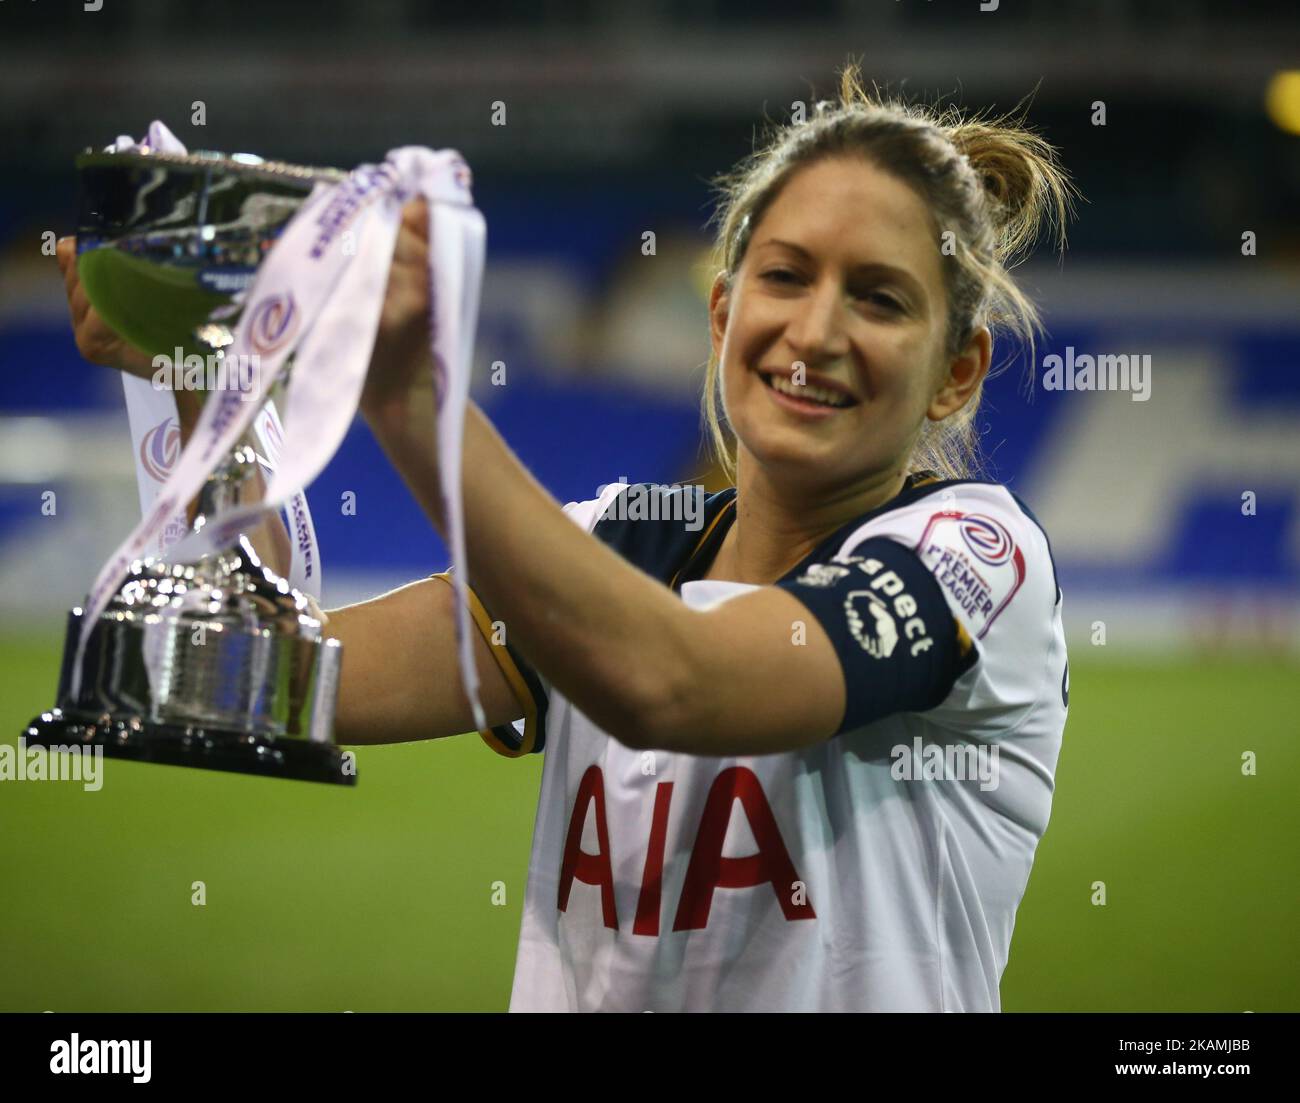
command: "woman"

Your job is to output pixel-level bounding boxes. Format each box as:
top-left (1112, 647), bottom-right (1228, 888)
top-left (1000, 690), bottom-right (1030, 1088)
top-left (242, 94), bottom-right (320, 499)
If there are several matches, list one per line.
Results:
top-left (60, 69), bottom-right (1075, 1011)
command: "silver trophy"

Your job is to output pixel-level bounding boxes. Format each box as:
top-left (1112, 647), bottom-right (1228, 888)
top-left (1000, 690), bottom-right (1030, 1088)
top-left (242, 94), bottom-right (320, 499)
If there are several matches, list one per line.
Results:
top-left (23, 147), bottom-right (354, 785)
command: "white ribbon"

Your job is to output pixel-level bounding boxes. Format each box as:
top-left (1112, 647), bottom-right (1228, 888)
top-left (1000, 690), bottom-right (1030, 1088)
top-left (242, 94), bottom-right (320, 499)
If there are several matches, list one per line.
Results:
top-left (74, 126), bottom-right (489, 733)
top-left (109, 122), bottom-right (320, 595)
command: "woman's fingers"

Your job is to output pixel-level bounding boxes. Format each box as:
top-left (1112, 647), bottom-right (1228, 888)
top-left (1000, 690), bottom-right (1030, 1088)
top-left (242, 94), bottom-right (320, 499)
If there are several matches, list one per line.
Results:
top-left (56, 234), bottom-right (153, 378)
top-left (58, 238), bottom-right (82, 303)
top-left (68, 272), bottom-right (90, 319)
top-left (401, 197), bottom-right (429, 236)
top-left (64, 263), bottom-right (124, 368)
top-left (60, 239), bottom-right (94, 333)
top-left (393, 199), bottom-right (430, 263)
top-left (56, 235), bottom-right (75, 274)
top-left (358, 198), bottom-right (439, 418)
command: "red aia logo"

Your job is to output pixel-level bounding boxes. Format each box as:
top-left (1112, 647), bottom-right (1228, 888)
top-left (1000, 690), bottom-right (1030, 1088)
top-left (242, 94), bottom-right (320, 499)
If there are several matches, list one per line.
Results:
top-left (558, 765), bottom-right (816, 934)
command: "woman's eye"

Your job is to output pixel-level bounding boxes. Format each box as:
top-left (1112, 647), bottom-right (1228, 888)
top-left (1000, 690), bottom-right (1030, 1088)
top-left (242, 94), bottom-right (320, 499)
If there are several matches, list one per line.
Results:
top-left (863, 291), bottom-right (904, 312)
top-left (761, 268), bottom-right (802, 285)
top-left (758, 270), bottom-right (904, 312)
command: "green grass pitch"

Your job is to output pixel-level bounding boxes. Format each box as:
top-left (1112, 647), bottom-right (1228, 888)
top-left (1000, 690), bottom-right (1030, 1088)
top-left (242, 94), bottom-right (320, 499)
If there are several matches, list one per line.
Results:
top-left (0, 628), bottom-right (1295, 1011)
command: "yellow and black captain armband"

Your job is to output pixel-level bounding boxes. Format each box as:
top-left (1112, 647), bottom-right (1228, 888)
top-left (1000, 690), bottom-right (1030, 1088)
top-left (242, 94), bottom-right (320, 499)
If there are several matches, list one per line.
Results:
top-left (430, 572), bottom-right (549, 757)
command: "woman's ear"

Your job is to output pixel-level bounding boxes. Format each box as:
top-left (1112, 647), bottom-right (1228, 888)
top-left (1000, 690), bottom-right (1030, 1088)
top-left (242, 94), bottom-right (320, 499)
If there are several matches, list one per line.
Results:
top-left (708, 273), bottom-right (731, 363)
top-left (928, 325), bottom-right (992, 421)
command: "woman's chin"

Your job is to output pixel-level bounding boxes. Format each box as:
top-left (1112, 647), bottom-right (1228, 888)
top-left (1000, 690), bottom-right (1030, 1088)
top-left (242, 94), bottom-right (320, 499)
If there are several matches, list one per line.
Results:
top-left (740, 432), bottom-right (854, 481)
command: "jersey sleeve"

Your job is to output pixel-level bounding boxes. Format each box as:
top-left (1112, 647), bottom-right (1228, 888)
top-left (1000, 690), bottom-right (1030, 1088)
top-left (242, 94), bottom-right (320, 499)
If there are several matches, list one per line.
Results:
top-left (447, 481), bottom-right (630, 758)
top-left (775, 536), bottom-right (978, 737)
top-left (777, 482), bottom-right (1061, 739)
top-left (902, 485), bottom-right (1062, 733)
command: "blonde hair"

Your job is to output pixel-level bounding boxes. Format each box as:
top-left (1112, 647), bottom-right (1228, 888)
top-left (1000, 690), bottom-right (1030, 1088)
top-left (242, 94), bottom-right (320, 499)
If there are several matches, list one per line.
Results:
top-left (703, 65), bottom-right (1078, 483)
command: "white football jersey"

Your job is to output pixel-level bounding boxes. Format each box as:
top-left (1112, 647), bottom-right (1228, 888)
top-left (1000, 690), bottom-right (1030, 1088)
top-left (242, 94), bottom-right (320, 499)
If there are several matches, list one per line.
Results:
top-left (463, 473), bottom-right (1068, 1012)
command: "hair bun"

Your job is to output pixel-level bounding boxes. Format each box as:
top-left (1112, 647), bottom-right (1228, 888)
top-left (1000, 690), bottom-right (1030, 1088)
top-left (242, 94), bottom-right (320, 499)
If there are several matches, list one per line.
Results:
top-left (946, 114), bottom-right (1076, 267)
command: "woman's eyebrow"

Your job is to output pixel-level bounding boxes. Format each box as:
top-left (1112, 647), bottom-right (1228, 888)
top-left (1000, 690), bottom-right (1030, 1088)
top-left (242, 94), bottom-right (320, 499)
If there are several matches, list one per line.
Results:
top-left (755, 237), bottom-right (813, 260)
top-left (756, 238), bottom-right (926, 299)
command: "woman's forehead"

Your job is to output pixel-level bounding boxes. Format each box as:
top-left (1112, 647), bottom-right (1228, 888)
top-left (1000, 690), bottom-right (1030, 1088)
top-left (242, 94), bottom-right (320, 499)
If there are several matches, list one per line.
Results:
top-left (755, 157), bottom-right (938, 272)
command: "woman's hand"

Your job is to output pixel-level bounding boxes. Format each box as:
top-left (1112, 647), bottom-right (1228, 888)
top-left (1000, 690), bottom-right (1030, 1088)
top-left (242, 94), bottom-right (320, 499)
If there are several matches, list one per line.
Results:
top-left (354, 197), bottom-right (448, 529)
top-left (360, 198), bottom-right (438, 426)
top-left (55, 236), bottom-right (156, 382)
top-left (57, 235), bottom-right (207, 437)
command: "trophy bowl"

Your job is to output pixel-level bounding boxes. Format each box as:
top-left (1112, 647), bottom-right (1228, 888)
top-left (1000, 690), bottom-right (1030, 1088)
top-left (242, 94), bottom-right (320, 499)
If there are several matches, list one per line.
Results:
top-left (71, 147), bottom-right (344, 359)
top-left (22, 146), bottom-right (356, 785)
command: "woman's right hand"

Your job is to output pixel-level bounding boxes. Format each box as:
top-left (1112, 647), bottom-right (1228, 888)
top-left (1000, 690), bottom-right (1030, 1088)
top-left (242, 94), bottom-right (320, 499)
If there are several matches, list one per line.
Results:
top-left (57, 234), bottom-right (211, 442)
top-left (55, 235), bottom-right (157, 381)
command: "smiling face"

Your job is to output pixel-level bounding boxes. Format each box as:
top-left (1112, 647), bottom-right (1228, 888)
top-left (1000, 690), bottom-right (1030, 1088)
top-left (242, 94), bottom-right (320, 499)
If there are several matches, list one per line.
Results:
top-left (709, 155), bottom-right (988, 494)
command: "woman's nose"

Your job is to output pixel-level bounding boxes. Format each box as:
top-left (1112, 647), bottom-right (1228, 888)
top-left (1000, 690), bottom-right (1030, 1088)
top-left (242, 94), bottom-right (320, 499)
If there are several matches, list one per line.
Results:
top-left (784, 282), bottom-right (850, 363)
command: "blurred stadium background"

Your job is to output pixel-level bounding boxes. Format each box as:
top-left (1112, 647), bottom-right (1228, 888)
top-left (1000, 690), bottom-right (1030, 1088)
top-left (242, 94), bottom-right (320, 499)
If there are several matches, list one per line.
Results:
top-left (0, 1), bottom-right (1296, 1011)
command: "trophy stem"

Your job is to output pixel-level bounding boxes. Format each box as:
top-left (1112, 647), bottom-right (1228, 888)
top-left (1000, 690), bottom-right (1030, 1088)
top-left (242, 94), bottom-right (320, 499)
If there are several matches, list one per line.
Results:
top-left (189, 321), bottom-right (269, 543)
top-left (195, 444), bottom-right (256, 534)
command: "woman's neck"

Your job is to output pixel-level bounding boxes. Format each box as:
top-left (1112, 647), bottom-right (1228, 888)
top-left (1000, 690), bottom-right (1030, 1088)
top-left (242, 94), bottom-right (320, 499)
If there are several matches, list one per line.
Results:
top-left (705, 454), bottom-right (909, 586)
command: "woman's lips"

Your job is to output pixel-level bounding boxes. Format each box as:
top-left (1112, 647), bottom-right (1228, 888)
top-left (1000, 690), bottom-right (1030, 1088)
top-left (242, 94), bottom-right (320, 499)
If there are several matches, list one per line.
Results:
top-left (759, 371), bottom-right (858, 419)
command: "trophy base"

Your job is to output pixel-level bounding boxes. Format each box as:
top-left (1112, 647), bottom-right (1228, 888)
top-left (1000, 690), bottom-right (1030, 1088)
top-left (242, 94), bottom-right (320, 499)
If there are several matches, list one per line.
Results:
top-left (22, 709), bottom-right (356, 787)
